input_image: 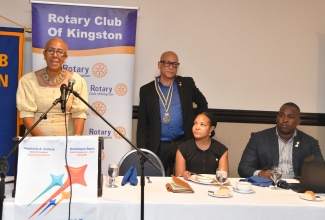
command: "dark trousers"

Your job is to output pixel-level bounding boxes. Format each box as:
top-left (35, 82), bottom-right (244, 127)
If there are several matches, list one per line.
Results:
top-left (158, 136), bottom-right (186, 176)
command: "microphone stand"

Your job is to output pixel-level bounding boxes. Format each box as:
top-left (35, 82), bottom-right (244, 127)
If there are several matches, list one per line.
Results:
top-left (71, 89), bottom-right (162, 220)
top-left (0, 98), bottom-right (61, 220)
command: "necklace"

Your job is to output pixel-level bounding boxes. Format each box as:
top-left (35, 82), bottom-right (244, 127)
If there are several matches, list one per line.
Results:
top-left (154, 77), bottom-right (174, 124)
top-left (41, 68), bottom-right (66, 86)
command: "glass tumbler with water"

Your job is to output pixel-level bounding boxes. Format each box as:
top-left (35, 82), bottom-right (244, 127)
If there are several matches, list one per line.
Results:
top-left (108, 163), bottom-right (119, 188)
top-left (270, 166), bottom-right (282, 190)
top-left (216, 168), bottom-right (228, 186)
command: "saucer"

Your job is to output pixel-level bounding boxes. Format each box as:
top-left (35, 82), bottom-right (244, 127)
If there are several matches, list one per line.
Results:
top-left (233, 187), bottom-right (255, 194)
top-left (208, 191), bottom-right (233, 198)
top-left (299, 194), bottom-right (324, 202)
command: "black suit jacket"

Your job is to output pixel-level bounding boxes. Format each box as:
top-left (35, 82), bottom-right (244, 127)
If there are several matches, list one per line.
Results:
top-left (238, 127), bottom-right (324, 178)
top-left (136, 76), bottom-right (208, 153)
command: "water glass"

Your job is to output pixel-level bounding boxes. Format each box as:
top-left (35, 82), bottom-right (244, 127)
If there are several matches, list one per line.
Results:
top-left (108, 163), bottom-right (119, 188)
top-left (270, 166), bottom-right (282, 190)
top-left (216, 168), bottom-right (228, 186)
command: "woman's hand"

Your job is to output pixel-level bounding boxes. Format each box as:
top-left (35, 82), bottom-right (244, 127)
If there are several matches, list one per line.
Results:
top-left (182, 171), bottom-right (191, 180)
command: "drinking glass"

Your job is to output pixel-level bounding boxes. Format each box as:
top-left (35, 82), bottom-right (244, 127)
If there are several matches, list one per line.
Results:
top-left (108, 163), bottom-right (119, 188)
top-left (270, 166), bottom-right (282, 190)
top-left (216, 168), bottom-right (228, 186)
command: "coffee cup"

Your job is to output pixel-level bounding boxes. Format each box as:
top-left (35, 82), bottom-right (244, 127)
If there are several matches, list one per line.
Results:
top-left (236, 182), bottom-right (252, 192)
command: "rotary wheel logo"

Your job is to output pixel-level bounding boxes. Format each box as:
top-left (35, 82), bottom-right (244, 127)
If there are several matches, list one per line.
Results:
top-left (115, 83), bottom-right (128, 96)
top-left (113, 126), bottom-right (126, 139)
top-left (91, 101), bottom-right (106, 116)
top-left (92, 63), bottom-right (108, 78)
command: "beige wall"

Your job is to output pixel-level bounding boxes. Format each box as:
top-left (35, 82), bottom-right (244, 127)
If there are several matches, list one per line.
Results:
top-left (2, 0), bottom-right (325, 113)
top-left (2, 0), bottom-right (325, 174)
top-left (132, 120), bottom-right (325, 177)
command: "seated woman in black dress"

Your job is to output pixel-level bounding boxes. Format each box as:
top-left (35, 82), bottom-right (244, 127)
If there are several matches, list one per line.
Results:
top-left (175, 112), bottom-right (228, 179)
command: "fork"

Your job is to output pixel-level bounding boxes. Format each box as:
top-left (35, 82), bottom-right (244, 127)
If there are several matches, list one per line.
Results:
top-left (146, 176), bottom-right (152, 183)
top-left (190, 172), bottom-right (204, 177)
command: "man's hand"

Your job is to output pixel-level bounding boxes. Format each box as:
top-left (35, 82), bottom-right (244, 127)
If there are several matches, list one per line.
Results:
top-left (258, 170), bottom-right (272, 179)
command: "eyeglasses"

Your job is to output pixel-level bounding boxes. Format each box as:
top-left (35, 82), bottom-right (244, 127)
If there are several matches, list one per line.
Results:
top-left (44, 48), bottom-right (66, 57)
top-left (160, 60), bottom-right (180, 68)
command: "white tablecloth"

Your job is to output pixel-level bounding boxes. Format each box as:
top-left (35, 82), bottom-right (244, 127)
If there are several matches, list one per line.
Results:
top-left (3, 177), bottom-right (325, 220)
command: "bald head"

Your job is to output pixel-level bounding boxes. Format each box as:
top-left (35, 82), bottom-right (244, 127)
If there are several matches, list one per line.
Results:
top-left (43, 37), bottom-right (68, 72)
top-left (44, 37), bottom-right (68, 52)
top-left (160, 51), bottom-right (178, 61)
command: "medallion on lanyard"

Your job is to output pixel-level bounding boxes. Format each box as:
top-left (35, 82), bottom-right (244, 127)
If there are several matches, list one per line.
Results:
top-left (163, 112), bottom-right (170, 124)
top-left (154, 77), bottom-right (174, 125)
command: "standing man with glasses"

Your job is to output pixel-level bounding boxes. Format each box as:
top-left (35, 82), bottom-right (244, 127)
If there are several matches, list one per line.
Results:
top-left (137, 51), bottom-right (208, 176)
top-left (16, 37), bottom-right (88, 136)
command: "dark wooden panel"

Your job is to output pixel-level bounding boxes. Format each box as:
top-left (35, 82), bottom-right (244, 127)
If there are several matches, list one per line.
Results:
top-left (132, 106), bottom-right (325, 126)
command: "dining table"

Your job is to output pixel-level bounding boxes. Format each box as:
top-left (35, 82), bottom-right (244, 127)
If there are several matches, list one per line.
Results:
top-left (2, 176), bottom-right (325, 220)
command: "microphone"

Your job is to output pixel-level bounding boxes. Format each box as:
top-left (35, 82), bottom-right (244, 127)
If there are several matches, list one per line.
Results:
top-left (275, 180), bottom-right (289, 189)
top-left (60, 84), bottom-right (67, 113)
top-left (66, 78), bottom-right (76, 101)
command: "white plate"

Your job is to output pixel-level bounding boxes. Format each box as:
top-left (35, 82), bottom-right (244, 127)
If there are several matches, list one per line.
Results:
top-left (208, 191), bottom-right (233, 198)
top-left (233, 187), bottom-right (255, 194)
top-left (299, 194), bottom-right (324, 202)
top-left (189, 174), bottom-right (230, 185)
top-left (196, 175), bottom-right (215, 184)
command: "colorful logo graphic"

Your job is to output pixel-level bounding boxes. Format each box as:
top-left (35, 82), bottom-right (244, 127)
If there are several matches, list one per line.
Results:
top-left (115, 83), bottom-right (127, 96)
top-left (28, 164), bottom-right (88, 219)
top-left (113, 126), bottom-right (126, 139)
top-left (92, 62), bottom-right (108, 78)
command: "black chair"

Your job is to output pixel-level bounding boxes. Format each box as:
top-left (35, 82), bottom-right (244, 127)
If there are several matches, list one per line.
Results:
top-left (118, 148), bottom-right (165, 177)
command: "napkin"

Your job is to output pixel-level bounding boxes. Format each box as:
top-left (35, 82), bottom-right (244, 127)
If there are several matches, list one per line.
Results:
top-left (165, 175), bottom-right (194, 193)
top-left (121, 166), bottom-right (138, 186)
top-left (240, 176), bottom-right (273, 187)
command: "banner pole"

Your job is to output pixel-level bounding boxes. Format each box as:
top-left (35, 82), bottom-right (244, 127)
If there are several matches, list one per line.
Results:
top-left (29, 0), bottom-right (140, 10)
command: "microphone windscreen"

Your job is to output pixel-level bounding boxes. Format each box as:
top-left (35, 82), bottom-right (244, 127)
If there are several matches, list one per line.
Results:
top-left (277, 180), bottom-right (289, 189)
top-left (68, 78), bottom-right (76, 86)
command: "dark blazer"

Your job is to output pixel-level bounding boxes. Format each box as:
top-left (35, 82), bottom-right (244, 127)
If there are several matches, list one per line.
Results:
top-left (137, 76), bottom-right (208, 154)
top-left (238, 127), bottom-right (324, 178)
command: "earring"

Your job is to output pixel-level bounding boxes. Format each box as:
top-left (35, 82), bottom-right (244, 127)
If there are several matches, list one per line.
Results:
top-left (209, 133), bottom-right (211, 136)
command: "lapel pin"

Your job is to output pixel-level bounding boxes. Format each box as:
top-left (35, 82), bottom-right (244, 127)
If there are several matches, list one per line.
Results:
top-left (179, 82), bottom-right (182, 86)
top-left (295, 141), bottom-right (300, 147)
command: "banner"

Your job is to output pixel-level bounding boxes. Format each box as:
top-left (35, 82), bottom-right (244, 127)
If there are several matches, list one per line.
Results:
top-left (31, 1), bottom-right (139, 172)
top-left (0, 27), bottom-right (24, 176)
top-left (14, 136), bottom-right (99, 220)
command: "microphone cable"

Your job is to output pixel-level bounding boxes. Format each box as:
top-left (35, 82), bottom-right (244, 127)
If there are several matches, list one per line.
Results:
top-left (63, 86), bottom-right (73, 220)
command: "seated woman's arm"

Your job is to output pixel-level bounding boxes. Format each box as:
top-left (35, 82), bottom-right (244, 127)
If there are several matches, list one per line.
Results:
top-left (218, 150), bottom-right (229, 173)
top-left (175, 149), bottom-right (191, 179)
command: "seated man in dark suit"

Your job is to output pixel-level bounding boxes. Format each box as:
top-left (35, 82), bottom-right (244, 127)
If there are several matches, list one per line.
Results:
top-left (238, 102), bottom-right (324, 179)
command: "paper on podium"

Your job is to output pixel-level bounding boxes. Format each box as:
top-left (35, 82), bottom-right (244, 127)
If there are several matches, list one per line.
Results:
top-left (14, 136), bottom-right (101, 220)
